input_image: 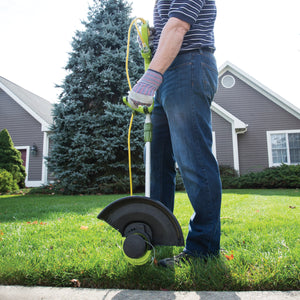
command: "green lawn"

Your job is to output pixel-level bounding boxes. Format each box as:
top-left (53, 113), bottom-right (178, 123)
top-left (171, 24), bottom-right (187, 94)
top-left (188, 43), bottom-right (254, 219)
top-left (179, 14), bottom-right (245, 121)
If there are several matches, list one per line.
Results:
top-left (0, 189), bottom-right (299, 291)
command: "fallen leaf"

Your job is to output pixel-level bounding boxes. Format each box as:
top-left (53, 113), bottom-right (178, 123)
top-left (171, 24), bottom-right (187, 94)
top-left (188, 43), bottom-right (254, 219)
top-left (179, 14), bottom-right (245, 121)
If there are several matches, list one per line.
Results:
top-left (225, 254), bottom-right (234, 261)
top-left (80, 226), bottom-right (88, 230)
top-left (0, 231), bottom-right (4, 236)
top-left (70, 279), bottom-right (81, 287)
top-left (289, 206), bottom-right (296, 209)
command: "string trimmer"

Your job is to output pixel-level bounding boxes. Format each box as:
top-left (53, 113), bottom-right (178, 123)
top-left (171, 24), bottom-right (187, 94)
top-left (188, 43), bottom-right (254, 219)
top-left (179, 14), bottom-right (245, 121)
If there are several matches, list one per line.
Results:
top-left (97, 18), bottom-right (184, 266)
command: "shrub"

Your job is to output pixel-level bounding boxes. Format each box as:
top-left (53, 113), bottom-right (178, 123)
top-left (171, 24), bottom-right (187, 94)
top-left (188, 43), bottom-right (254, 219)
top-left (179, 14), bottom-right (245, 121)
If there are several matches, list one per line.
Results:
top-left (176, 170), bottom-right (185, 191)
top-left (219, 165), bottom-right (239, 189)
top-left (219, 165), bottom-right (238, 178)
top-left (221, 164), bottom-right (300, 189)
top-left (0, 129), bottom-right (26, 188)
top-left (0, 169), bottom-right (18, 193)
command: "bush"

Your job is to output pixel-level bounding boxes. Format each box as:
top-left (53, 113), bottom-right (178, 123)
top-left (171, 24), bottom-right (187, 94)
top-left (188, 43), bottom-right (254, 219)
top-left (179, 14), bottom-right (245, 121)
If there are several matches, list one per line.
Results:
top-left (219, 165), bottom-right (239, 189)
top-left (0, 129), bottom-right (26, 188)
top-left (0, 169), bottom-right (18, 193)
top-left (221, 164), bottom-right (300, 189)
top-left (176, 170), bottom-right (185, 191)
top-left (219, 165), bottom-right (238, 178)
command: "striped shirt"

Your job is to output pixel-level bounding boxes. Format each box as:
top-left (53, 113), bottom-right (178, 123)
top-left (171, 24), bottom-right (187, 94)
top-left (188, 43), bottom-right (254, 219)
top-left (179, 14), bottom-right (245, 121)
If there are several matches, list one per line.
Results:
top-left (153, 0), bottom-right (217, 53)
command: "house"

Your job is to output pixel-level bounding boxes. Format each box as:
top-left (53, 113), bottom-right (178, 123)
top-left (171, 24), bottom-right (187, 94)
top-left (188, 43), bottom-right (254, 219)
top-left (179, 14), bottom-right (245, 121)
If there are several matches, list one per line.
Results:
top-left (1, 61), bottom-right (299, 187)
top-left (212, 62), bottom-right (300, 175)
top-left (0, 76), bottom-right (53, 187)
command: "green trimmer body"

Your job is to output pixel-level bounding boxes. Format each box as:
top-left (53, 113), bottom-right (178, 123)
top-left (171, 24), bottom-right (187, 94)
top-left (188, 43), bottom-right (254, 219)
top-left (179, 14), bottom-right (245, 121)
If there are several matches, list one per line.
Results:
top-left (97, 19), bottom-right (184, 265)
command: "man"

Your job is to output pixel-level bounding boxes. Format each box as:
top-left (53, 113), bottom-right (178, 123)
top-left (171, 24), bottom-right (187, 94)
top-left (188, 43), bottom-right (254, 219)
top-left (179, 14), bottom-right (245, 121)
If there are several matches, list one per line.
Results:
top-left (129, 0), bottom-right (221, 267)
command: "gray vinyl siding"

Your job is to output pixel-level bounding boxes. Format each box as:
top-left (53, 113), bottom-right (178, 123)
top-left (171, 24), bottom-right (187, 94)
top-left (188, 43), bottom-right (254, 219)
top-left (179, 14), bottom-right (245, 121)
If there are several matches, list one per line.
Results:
top-left (214, 72), bottom-right (300, 174)
top-left (0, 89), bottom-right (44, 181)
top-left (211, 110), bottom-right (234, 167)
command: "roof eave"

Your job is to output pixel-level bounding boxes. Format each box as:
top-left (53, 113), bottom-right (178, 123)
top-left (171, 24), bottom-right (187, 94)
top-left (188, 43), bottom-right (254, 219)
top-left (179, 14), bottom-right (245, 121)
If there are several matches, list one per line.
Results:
top-left (212, 102), bottom-right (248, 132)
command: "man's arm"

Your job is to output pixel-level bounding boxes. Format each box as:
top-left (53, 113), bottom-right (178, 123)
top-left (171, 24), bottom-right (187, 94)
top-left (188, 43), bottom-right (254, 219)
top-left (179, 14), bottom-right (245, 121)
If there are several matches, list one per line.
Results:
top-left (127, 17), bottom-right (190, 110)
top-left (149, 17), bottom-right (190, 74)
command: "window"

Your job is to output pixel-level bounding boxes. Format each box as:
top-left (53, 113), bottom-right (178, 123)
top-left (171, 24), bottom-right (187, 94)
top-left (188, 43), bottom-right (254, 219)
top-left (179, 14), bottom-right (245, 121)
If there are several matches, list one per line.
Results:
top-left (221, 75), bottom-right (235, 89)
top-left (267, 130), bottom-right (300, 166)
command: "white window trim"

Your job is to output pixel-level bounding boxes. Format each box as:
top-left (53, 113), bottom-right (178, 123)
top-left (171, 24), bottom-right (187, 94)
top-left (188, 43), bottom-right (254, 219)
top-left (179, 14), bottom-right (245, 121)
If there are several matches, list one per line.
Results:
top-left (266, 129), bottom-right (300, 167)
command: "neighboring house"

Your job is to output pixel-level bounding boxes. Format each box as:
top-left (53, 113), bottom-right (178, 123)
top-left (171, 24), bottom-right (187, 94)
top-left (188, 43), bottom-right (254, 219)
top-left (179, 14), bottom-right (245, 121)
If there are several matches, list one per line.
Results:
top-left (1, 61), bottom-right (299, 187)
top-left (212, 61), bottom-right (300, 175)
top-left (0, 76), bottom-right (53, 187)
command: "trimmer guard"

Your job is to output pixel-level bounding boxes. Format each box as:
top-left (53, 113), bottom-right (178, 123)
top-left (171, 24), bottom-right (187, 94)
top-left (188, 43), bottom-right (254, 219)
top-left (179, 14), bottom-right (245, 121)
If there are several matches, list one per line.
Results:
top-left (97, 196), bottom-right (184, 246)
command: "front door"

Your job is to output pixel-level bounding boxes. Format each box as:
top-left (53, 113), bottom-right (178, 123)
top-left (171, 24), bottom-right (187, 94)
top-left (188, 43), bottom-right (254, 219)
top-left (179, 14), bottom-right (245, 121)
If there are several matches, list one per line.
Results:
top-left (19, 149), bottom-right (27, 167)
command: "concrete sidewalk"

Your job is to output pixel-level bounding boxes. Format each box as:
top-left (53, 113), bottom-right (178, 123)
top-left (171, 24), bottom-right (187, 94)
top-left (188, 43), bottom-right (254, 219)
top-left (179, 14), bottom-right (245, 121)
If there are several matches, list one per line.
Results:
top-left (0, 286), bottom-right (299, 300)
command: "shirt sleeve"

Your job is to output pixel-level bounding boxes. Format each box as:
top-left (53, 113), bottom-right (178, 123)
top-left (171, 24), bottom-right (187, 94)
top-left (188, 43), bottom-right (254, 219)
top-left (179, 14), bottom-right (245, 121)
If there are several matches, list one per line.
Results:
top-left (169, 0), bottom-right (205, 25)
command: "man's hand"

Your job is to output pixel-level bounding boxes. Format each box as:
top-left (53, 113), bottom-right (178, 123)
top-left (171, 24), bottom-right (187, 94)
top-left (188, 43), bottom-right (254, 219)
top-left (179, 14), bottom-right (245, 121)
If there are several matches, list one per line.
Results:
top-left (128, 69), bottom-right (163, 110)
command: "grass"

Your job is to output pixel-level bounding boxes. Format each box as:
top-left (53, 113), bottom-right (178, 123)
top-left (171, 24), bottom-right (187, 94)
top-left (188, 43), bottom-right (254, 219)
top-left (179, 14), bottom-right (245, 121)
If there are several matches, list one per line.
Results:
top-left (0, 189), bottom-right (299, 291)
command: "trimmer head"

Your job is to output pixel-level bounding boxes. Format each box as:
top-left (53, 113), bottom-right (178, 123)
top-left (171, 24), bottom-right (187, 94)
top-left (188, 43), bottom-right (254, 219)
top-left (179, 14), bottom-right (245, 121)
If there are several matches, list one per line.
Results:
top-left (97, 196), bottom-right (184, 265)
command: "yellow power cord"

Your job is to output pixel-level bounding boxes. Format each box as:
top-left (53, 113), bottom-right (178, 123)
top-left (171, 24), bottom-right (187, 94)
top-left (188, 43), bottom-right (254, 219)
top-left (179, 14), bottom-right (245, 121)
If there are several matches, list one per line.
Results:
top-left (125, 18), bottom-right (147, 196)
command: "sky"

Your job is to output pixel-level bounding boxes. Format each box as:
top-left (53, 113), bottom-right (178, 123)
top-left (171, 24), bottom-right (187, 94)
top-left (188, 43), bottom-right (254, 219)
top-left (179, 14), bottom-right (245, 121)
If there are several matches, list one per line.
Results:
top-left (0, 0), bottom-right (299, 109)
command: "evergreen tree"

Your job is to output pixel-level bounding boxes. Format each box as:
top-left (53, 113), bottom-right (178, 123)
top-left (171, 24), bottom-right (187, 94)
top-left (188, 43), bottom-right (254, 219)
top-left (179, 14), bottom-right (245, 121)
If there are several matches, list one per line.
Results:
top-left (0, 129), bottom-right (26, 188)
top-left (48, 0), bottom-right (145, 194)
top-left (96, 102), bottom-right (145, 194)
top-left (58, 0), bottom-right (144, 113)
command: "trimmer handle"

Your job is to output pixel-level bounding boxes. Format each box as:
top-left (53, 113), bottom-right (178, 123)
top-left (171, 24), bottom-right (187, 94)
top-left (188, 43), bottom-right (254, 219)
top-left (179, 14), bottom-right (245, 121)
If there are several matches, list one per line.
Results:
top-left (140, 22), bottom-right (152, 71)
top-left (123, 96), bottom-right (154, 114)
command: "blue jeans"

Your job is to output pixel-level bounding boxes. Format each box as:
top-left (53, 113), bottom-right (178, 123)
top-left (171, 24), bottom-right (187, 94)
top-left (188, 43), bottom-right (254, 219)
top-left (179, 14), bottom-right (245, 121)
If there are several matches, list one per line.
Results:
top-left (150, 49), bottom-right (222, 257)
